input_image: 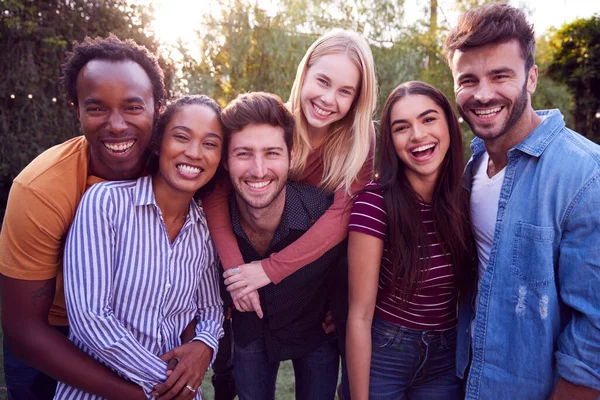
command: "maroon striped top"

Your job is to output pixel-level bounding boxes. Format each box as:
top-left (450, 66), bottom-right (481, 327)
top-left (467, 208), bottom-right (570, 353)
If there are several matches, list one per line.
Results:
top-left (348, 183), bottom-right (457, 330)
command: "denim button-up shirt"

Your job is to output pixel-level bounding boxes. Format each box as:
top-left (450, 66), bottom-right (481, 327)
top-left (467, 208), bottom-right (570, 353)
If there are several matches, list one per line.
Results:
top-left (457, 109), bottom-right (600, 399)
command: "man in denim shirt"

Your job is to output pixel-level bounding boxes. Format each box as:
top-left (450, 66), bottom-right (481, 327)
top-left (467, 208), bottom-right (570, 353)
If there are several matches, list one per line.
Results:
top-left (444, 4), bottom-right (600, 399)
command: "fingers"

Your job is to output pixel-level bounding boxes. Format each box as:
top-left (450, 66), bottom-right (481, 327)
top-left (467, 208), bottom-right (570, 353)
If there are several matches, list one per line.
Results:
top-left (223, 274), bottom-right (243, 286)
top-left (248, 292), bottom-right (264, 319)
top-left (153, 364), bottom-right (183, 398)
top-left (159, 349), bottom-right (176, 362)
top-left (226, 281), bottom-right (247, 292)
top-left (166, 359), bottom-right (178, 377)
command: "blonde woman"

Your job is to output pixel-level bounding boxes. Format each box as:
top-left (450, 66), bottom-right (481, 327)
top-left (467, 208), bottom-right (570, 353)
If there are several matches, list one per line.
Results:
top-left (206, 30), bottom-right (377, 309)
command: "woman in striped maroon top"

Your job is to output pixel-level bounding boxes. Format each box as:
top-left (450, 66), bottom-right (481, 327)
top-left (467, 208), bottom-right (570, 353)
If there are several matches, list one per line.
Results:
top-left (346, 81), bottom-right (475, 399)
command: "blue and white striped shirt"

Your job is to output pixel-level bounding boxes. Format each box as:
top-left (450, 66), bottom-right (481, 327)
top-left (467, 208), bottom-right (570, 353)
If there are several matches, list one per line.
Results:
top-left (54, 175), bottom-right (223, 400)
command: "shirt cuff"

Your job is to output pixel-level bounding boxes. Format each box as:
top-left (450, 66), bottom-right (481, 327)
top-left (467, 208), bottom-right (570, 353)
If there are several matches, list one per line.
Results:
top-left (556, 351), bottom-right (600, 391)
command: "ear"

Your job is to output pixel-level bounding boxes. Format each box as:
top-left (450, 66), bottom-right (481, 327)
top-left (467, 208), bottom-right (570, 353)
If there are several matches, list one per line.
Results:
top-left (527, 64), bottom-right (539, 95)
top-left (222, 158), bottom-right (229, 171)
top-left (154, 100), bottom-right (162, 115)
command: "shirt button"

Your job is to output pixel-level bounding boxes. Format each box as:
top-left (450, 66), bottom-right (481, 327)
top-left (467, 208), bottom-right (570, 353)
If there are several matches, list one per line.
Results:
top-left (166, 283), bottom-right (172, 289)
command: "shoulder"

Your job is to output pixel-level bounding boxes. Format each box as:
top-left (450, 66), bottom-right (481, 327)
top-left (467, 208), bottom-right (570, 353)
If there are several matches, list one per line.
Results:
top-left (354, 181), bottom-right (385, 206)
top-left (14, 136), bottom-right (88, 187)
top-left (78, 179), bottom-right (138, 213)
top-left (287, 181), bottom-right (332, 208)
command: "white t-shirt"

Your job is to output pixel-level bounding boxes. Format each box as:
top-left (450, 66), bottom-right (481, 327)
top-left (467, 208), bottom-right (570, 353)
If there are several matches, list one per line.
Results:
top-left (470, 151), bottom-right (506, 281)
top-left (470, 151), bottom-right (505, 337)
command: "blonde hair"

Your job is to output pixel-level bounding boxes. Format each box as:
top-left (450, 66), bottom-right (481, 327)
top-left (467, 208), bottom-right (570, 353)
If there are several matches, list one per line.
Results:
top-left (288, 29), bottom-right (378, 194)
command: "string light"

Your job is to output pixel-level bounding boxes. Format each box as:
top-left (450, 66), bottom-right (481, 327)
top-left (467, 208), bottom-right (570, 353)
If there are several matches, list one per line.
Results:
top-left (595, 112), bottom-right (600, 119)
top-left (7, 94), bottom-right (60, 102)
top-left (458, 117), bottom-right (464, 123)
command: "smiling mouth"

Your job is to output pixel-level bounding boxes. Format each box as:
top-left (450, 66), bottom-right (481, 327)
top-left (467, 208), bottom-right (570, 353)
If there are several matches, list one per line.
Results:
top-left (245, 180), bottom-right (272, 189)
top-left (103, 140), bottom-right (135, 154)
top-left (410, 143), bottom-right (436, 159)
top-left (473, 106), bottom-right (503, 119)
top-left (312, 103), bottom-right (333, 117)
top-left (177, 163), bottom-right (203, 176)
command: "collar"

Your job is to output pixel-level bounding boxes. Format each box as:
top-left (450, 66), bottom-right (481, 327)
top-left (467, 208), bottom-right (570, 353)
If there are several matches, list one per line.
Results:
top-left (133, 175), bottom-right (203, 223)
top-left (229, 182), bottom-right (317, 248)
top-left (470, 109), bottom-right (566, 158)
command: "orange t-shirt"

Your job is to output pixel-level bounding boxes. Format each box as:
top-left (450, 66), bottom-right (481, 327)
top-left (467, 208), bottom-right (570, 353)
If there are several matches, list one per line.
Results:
top-left (0, 136), bottom-right (103, 326)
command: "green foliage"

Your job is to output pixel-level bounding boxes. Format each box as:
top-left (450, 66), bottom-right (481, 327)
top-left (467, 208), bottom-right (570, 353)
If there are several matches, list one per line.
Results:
top-left (0, 0), bottom-right (173, 218)
top-left (547, 15), bottom-right (600, 141)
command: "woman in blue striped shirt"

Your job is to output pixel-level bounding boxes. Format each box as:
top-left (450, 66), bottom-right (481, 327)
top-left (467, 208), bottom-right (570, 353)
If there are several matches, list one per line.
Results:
top-left (55, 96), bottom-right (226, 400)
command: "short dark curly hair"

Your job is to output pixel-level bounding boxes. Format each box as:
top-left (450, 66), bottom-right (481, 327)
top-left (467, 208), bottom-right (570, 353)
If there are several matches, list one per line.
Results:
top-left (61, 33), bottom-right (166, 106)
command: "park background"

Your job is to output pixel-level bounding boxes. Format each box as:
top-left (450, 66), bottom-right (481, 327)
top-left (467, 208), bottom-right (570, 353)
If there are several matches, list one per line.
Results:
top-left (0, 0), bottom-right (599, 398)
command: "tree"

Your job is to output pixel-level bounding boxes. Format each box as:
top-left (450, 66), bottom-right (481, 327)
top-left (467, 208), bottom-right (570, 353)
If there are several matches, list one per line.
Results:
top-left (0, 0), bottom-right (172, 219)
top-left (547, 15), bottom-right (600, 142)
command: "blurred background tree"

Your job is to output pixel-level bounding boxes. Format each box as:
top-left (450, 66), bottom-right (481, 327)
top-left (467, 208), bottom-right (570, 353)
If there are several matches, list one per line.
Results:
top-left (0, 0), bottom-right (174, 219)
top-left (0, 0), bottom-right (592, 219)
top-left (547, 14), bottom-right (600, 141)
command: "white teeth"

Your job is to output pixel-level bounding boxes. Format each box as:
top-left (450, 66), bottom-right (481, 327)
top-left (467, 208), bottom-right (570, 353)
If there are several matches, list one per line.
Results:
top-left (247, 181), bottom-right (270, 189)
top-left (177, 164), bottom-right (201, 175)
top-left (312, 103), bottom-right (333, 116)
top-left (104, 140), bottom-right (135, 152)
top-left (474, 107), bottom-right (502, 119)
top-left (411, 143), bottom-right (435, 153)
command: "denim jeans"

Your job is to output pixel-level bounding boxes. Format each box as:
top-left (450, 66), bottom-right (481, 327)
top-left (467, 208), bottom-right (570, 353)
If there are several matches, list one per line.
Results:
top-left (3, 326), bottom-right (70, 400)
top-left (369, 317), bottom-right (462, 400)
top-left (233, 336), bottom-right (339, 400)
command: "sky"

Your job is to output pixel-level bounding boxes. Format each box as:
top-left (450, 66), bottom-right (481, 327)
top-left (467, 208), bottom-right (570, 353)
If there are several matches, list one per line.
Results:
top-left (150, 0), bottom-right (599, 52)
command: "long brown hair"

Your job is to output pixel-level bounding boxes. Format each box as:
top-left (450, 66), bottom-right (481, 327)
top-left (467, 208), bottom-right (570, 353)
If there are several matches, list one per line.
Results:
top-left (377, 81), bottom-right (474, 299)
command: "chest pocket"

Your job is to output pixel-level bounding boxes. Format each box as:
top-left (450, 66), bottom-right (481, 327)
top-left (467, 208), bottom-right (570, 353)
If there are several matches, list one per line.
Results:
top-left (510, 222), bottom-right (556, 288)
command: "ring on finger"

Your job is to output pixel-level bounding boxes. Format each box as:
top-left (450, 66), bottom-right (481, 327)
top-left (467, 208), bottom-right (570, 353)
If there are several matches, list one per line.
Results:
top-left (230, 266), bottom-right (240, 275)
top-left (185, 384), bottom-right (196, 393)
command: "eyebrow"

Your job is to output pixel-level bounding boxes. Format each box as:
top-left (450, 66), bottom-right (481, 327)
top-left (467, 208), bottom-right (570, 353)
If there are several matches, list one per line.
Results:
top-left (82, 97), bottom-right (146, 106)
top-left (232, 146), bottom-right (284, 152)
top-left (490, 67), bottom-right (516, 75)
top-left (171, 126), bottom-right (223, 141)
top-left (391, 109), bottom-right (439, 127)
top-left (123, 97), bottom-right (146, 104)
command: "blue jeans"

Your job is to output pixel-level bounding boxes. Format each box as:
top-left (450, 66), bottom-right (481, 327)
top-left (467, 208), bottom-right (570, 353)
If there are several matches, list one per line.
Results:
top-left (369, 317), bottom-right (462, 400)
top-left (234, 337), bottom-right (339, 400)
top-left (3, 326), bottom-right (70, 400)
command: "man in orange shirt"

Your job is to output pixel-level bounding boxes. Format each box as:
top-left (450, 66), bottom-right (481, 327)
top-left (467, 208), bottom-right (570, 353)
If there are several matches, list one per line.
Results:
top-left (0, 35), bottom-right (163, 400)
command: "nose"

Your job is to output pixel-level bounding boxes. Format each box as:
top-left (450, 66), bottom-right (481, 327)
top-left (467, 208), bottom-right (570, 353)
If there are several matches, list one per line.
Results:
top-left (411, 123), bottom-right (427, 142)
top-left (107, 111), bottom-right (128, 135)
top-left (473, 79), bottom-right (494, 104)
top-left (184, 141), bottom-right (203, 160)
top-left (321, 89), bottom-right (335, 105)
top-left (251, 155), bottom-right (267, 178)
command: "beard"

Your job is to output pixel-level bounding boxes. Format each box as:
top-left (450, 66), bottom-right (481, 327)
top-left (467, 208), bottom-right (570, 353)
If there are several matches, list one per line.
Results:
top-left (460, 80), bottom-right (529, 141)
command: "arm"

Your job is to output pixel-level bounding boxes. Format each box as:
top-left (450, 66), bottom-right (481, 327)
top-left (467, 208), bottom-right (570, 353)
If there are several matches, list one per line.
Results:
top-left (346, 232), bottom-right (383, 400)
top-left (202, 178), bottom-right (243, 270)
top-left (202, 179), bottom-right (263, 315)
top-left (553, 178), bottom-right (600, 397)
top-left (0, 181), bottom-right (144, 400)
top-left (224, 130), bottom-right (376, 293)
top-left (0, 276), bottom-right (145, 400)
top-left (63, 186), bottom-right (169, 395)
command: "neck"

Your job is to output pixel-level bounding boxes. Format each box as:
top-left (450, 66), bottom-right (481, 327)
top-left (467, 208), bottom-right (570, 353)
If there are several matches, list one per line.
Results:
top-left (407, 172), bottom-right (436, 203)
top-left (308, 125), bottom-right (328, 149)
top-left (484, 107), bottom-right (542, 175)
top-left (152, 175), bottom-right (192, 221)
top-left (236, 188), bottom-right (286, 252)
